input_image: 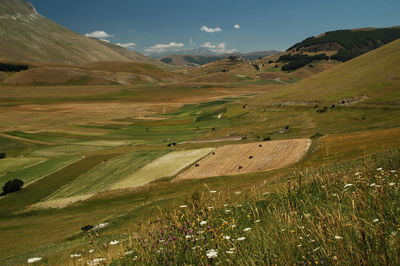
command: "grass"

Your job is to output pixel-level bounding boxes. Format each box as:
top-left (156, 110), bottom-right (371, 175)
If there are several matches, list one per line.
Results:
top-left (98, 150), bottom-right (400, 265)
top-left (0, 156), bottom-right (79, 188)
top-left (0, 157), bottom-right (46, 176)
top-left (112, 148), bottom-right (215, 189)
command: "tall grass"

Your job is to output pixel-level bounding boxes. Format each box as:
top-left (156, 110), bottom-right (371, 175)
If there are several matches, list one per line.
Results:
top-left (51, 150), bottom-right (400, 265)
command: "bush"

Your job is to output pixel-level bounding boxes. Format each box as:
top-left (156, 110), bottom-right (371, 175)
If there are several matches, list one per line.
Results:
top-left (0, 63), bottom-right (28, 72)
top-left (1, 179), bottom-right (24, 196)
top-left (0, 152), bottom-right (6, 159)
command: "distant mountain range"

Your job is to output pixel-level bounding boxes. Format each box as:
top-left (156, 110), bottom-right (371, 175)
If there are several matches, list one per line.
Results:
top-left (0, 0), bottom-right (157, 65)
top-left (158, 50), bottom-right (281, 66)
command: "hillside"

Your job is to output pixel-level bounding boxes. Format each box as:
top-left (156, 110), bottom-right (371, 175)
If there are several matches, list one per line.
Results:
top-left (253, 39), bottom-right (400, 104)
top-left (288, 26), bottom-right (400, 61)
top-left (0, 0), bottom-right (155, 65)
top-left (160, 51), bottom-right (280, 66)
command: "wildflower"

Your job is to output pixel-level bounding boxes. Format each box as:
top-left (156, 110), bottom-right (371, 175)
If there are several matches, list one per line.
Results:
top-left (70, 254), bottom-right (82, 258)
top-left (344, 184), bottom-right (353, 188)
top-left (243, 227), bottom-right (252, 232)
top-left (200, 221), bottom-right (207, 226)
top-left (231, 224), bottom-right (236, 228)
top-left (159, 239), bottom-right (165, 243)
top-left (223, 204), bottom-right (229, 207)
top-left (236, 204), bottom-right (242, 207)
top-left (313, 247), bottom-right (321, 252)
top-left (124, 250), bottom-right (134, 255)
top-left (197, 230), bottom-right (205, 234)
top-left (297, 244), bottom-right (302, 247)
top-left (255, 219), bottom-right (261, 223)
top-left (281, 229), bottom-right (286, 232)
top-left (377, 167), bottom-right (383, 171)
top-left (27, 257), bottom-right (42, 264)
top-left (234, 191), bottom-right (242, 195)
top-left (389, 182), bottom-right (395, 186)
top-left (207, 206), bottom-right (214, 209)
top-left (179, 205), bottom-right (188, 208)
top-left (87, 258), bottom-right (106, 266)
top-left (334, 236), bottom-right (343, 240)
top-left (372, 219), bottom-right (379, 223)
top-left (89, 249), bottom-right (95, 253)
top-left (391, 231), bottom-right (397, 236)
top-left (333, 256), bottom-right (338, 260)
top-left (262, 192), bottom-right (270, 196)
top-left (391, 170), bottom-right (397, 173)
top-left (225, 209), bottom-right (232, 213)
top-left (210, 190), bottom-right (217, 193)
top-left (223, 235), bottom-right (231, 240)
top-left (321, 185), bottom-right (326, 188)
top-left (226, 250), bottom-right (235, 254)
top-left (370, 183), bottom-right (376, 187)
top-left (206, 249), bottom-right (218, 258)
top-left (237, 237), bottom-right (246, 241)
top-left (354, 172), bottom-right (360, 176)
top-left (185, 235), bottom-right (192, 239)
top-left (109, 240), bottom-right (120, 245)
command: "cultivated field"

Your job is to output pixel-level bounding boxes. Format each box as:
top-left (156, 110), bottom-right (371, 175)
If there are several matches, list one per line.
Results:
top-left (112, 148), bottom-right (215, 189)
top-left (177, 139), bottom-right (311, 180)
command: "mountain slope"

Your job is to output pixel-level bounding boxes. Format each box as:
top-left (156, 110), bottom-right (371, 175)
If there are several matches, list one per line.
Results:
top-left (288, 26), bottom-right (400, 61)
top-left (253, 39), bottom-right (400, 104)
top-left (0, 0), bottom-right (154, 65)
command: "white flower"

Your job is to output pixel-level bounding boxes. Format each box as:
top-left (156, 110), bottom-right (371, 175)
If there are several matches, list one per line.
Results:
top-left (234, 191), bottom-right (242, 195)
top-left (197, 230), bottom-right (204, 234)
top-left (370, 183), bottom-right (376, 187)
top-left (377, 167), bottom-right (383, 171)
top-left (70, 254), bottom-right (82, 258)
top-left (313, 247), bottom-right (321, 252)
top-left (210, 190), bottom-right (217, 193)
top-left (255, 219), bottom-right (261, 223)
top-left (223, 204), bottom-right (228, 207)
top-left (206, 249), bottom-right (218, 258)
top-left (27, 257), bottom-right (42, 263)
top-left (262, 192), bottom-right (270, 196)
top-left (243, 227), bottom-right (252, 232)
top-left (373, 219), bottom-right (379, 223)
top-left (179, 205), bottom-right (188, 208)
top-left (389, 182), bottom-right (395, 186)
top-left (344, 184), bottom-right (353, 188)
top-left (225, 209), bottom-right (232, 213)
top-left (236, 204), bottom-right (242, 207)
top-left (223, 235), bottom-right (231, 240)
top-left (334, 235), bottom-right (343, 240)
top-left (281, 229), bottom-right (286, 232)
top-left (87, 258), bottom-right (106, 266)
top-left (109, 240), bottom-right (120, 245)
top-left (207, 206), bottom-right (214, 209)
top-left (237, 237), bottom-right (246, 241)
top-left (185, 235), bottom-right (192, 239)
top-left (390, 170), bottom-right (397, 173)
top-left (159, 239), bottom-right (165, 243)
top-left (354, 172), bottom-right (360, 176)
top-left (89, 249), bottom-right (95, 253)
top-left (124, 250), bottom-right (134, 255)
top-left (226, 250), bottom-right (235, 254)
top-left (297, 244), bottom-right (302, 247)
top-left (200, 221), bottom-right (207, 226)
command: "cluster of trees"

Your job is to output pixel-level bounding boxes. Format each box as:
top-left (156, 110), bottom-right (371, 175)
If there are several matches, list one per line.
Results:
top-left (0, 63), bottom-right (29, 72)
top-left (278, 54), bottom-right (329, 71)
top-left (1, 179), bottom-right (24, 196)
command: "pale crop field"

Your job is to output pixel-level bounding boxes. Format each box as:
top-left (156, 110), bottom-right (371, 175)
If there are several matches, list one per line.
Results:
top-left (45, 150), bottom-right (168, 201)
top-left (0, 157), bottom-right (46, 176)
top-left (176, 139), bottom-right (311, 180)
top-left (112, 148), bottom-right (215, 190)
top-left (30, 144), bottom-right (108, 157)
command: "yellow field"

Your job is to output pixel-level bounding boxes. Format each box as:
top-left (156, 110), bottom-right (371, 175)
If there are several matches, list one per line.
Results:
top-left (111, 148), bottom-right (214, 189)
top-left (176, 139), bottom-right (311, 180)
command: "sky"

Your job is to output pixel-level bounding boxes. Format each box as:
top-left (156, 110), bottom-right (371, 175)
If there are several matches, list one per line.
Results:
top-left (29, 0), bottom-right (400, 55)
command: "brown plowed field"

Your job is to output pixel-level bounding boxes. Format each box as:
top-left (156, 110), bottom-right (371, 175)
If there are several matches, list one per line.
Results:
top-left (176, 138), bottom-right (311, 180)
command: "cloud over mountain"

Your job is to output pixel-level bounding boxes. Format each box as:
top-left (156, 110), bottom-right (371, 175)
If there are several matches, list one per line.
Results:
top-left (85, 30), bottom-right (114, 38)
top-left (145, 42), bottom-right (184, 53)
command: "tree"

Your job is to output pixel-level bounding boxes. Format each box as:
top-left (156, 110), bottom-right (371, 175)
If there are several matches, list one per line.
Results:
top-left (0, 152), bottom-right (6, 159)
top-left (1, 179), bottom-right (24, 196)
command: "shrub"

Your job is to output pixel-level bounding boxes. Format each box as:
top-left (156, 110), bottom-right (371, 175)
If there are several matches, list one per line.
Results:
top-left (1, 179), bottom-right (24, 196)
top-left (81, 225), bottom-right (94, 232)
top-left (0, 152), bottom-right (6, 159)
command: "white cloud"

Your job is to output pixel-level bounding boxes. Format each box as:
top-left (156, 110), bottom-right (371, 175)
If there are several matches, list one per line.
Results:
top-left (233, 24), bottom-right (240, 29)
top-left (201, 42), bottom-right (237, 54)
top-left (200, 26), bottom-right (222, 33)
top-left (85, 30), bottom-right (114, 38)
top-left (116, 42), bottom-right (137, 48)
top-left (145, 42), bottom-right (184, 53)
top-left (99, 39), bottom-right (110, 43)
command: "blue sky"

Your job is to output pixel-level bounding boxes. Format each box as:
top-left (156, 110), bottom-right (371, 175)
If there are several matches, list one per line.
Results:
top-left (30, 0), bottom-right (400, 55)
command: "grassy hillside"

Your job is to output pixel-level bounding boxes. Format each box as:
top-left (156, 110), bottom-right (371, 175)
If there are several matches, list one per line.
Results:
top-left (0, 0), bottom-right (155, 65)
top-left (252, 39), bottom-right (400, 104)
